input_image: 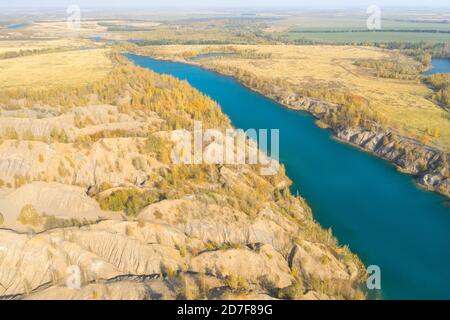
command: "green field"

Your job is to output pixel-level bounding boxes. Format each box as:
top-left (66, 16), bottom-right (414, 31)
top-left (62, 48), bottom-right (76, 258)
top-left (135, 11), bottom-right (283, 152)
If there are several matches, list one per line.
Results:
top-left (285, 17), bottom-right (450, 32)
top-left (273, 14), bottom-right (450, 43)
top-left (286, 31), bottom-right (450, 43)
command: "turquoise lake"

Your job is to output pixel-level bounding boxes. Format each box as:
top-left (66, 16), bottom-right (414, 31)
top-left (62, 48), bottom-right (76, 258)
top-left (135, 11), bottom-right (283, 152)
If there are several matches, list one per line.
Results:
top-left (424, 58), bottom-right (450, 75)
top-left (125, 53), bottom-right (450, 300)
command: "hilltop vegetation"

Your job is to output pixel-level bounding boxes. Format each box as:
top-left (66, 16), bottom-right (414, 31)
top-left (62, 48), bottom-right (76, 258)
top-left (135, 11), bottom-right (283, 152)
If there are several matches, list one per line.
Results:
top-left (0, 51), bottom-right (227, 130)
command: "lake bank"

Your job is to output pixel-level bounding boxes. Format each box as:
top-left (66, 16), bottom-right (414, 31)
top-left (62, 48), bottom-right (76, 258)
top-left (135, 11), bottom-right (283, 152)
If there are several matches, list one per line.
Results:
top-left (125, 53), bottom-right (450, 299)
top-left (136, 52), bottom-right (449, 198)
top-left (423, 58), bottom-right (450, 75)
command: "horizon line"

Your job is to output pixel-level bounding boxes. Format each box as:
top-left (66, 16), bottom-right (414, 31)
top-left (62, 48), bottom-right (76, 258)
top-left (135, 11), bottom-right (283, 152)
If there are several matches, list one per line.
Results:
top-left (2, 5), bottom-right (450, 10)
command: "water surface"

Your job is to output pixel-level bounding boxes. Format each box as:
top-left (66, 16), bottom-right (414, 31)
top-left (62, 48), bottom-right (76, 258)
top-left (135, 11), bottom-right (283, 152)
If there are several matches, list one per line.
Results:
top-left (7, 23), bottom-right (27, 29)
top-left (126, 53), bottom-right (450, 300)
top-left (423, 58), bottom-right (450, 75)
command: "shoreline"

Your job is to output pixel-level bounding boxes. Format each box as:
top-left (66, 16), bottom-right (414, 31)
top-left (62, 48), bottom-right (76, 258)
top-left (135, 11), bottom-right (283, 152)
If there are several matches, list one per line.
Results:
top-left (126, 51), bottom-right (449, 199)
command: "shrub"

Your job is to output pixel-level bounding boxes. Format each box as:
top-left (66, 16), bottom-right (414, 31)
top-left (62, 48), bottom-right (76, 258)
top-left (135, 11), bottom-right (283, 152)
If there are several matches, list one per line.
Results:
top-left (23, 130), bottom-right (36, 141)
top-left (18, 204), bottom-right (43, 226)
top-left (178, 274), bottom-right (197, 300)
top-left (75, 134), bottom-right (93, 148)
top-left (125, 224), bottom-right (134, 236)
top-left (58, 161), bottom-right (70, 178)
top-left (132, 156), bottom-right (146, 170)
top-left (144, 135), bottom-right (164, 154)
top-left (226, 274), bottom-right (248, 291)
top-left (197, 273), bottom-right (210, 298)
top-left (3, 127), bottom-right (18, 140)
top-left (98, 188), bottom-right (159, 217)
top-left (14, 175), bottom-right (28, 188)
top-left (43, 214), bottom-right (85, 229)
top-left (162, 265), bottom-right (178, 278)
top-left (308, 275), bottom-right (360, 299)
top-left (278, 278), bottom-right (305, 300)
top-left (179, 246), bottom-right (187, 258)
top-left (205, 242), bottom-right (216, 251)
top-left (50, 128), bottom-right (69, 143)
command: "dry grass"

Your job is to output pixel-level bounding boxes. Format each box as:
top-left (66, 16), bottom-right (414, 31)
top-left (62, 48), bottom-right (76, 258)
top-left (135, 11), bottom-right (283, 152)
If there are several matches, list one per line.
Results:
top-left (0, 39), bottom-right (94, 54)
top-left (27, 21), bottom-right (108, 34)
top-left (146, 44), bottom-right (450, 149)
top-left (0, 48), bottom-right (112, 90)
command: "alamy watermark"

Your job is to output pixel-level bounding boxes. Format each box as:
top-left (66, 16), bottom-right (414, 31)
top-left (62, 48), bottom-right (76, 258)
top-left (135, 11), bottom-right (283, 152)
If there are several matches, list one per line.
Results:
top-left (66, 265), bottom-right (81, 290)
top-left (66, 4), bottom-right (81, 30)
top-left (170, 121), bottom-right (280, 176)
top-left (367, 5), bottom-right (382, 30)
top-left (367, 265), bottom-right (381, 290)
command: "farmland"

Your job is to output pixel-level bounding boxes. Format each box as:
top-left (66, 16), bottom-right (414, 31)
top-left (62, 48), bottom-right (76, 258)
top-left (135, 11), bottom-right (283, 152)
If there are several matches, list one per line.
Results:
top-left (285, 31), bottom-right (450, 44)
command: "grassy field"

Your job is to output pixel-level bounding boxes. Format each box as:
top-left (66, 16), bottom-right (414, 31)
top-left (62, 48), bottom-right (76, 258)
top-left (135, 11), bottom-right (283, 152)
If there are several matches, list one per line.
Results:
top-left (277, 16), bottom-right (450, 32)
top-left (0, 47), bottom-right (112, 90)
top-left (0, 38), bottom-right (97, 54)
top-left (142, 44), bottom-right (450, 149)
top-left (261, 12), bottom-right (450, 43)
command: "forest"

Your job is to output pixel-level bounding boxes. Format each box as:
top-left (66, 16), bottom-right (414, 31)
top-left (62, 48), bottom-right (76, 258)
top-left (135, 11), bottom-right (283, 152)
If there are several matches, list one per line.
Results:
top-left (426, 73), bottom-right (450, 109)
top-left (354, 58), bottom-right (423, 80)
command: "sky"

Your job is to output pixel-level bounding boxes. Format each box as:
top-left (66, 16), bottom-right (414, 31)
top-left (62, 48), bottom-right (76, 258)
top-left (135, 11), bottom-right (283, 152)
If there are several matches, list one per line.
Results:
top-left (2, 0), bottom-right (449, 9)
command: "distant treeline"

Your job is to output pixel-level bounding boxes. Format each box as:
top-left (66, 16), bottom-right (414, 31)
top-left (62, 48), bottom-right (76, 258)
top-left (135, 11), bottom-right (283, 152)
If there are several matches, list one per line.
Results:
top-left (97, 22), bottom-right (155, 32)
top-left (0, 47), bottom-right (66, 60)
top-left (372, 42), bottom-right (450, 58)
top-left (290, 29), bottom-right (450, 34)
top-left (286, 39), bottom-right (449, 65)
top-left (194, 46), bottom-right (273, 60)
top-left (133, 39), bottom-right (239, 46)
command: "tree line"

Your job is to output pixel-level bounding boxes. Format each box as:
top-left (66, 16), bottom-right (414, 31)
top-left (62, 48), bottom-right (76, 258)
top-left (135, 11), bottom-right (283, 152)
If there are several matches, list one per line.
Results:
top-left (425, 73), bottom-right (450, 109)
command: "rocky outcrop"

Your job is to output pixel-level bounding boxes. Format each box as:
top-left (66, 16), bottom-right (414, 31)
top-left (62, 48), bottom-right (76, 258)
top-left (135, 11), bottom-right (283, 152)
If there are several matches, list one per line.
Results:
top-left (335, 127), bottom-right (449, 196)
top-left (288, 95), bottom-right (449, 197)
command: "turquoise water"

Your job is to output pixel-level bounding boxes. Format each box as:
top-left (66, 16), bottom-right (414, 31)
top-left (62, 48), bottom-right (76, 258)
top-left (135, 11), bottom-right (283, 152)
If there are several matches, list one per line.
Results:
top-left (7, 23), bottom-right (27, 29)
top-left (125, 53), bottom-right (450, 300)
top-left (423, 58), bottom-right (450, 75)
